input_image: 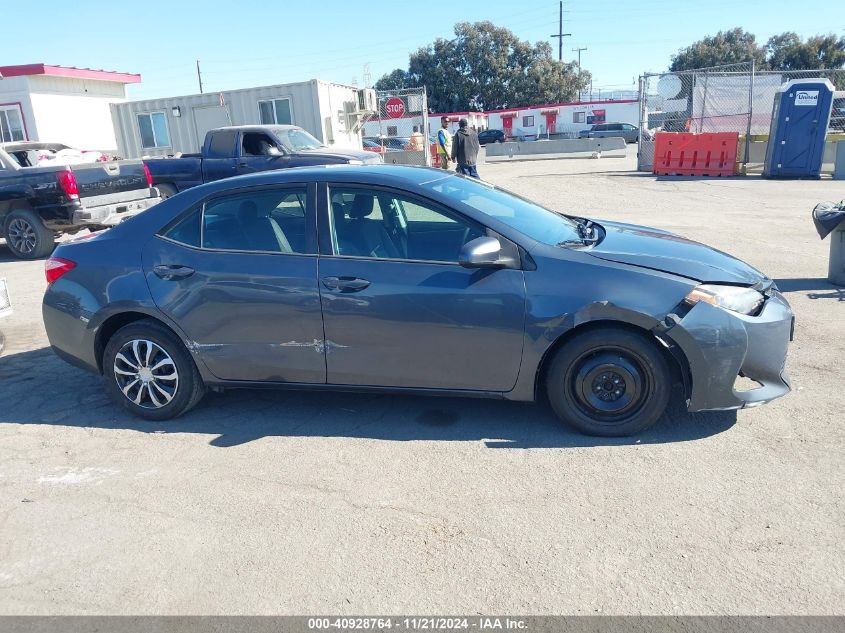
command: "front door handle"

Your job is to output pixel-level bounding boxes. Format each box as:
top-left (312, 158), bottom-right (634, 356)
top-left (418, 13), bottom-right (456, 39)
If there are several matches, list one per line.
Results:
top-left (321, 276), bottom-right (370, 292)
top-left (153, 264), bottom-right (195, 280)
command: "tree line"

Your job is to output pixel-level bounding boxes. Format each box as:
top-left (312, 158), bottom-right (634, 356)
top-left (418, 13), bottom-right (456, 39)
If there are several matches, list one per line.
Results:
top-left (375, 21), bottom-right (590, 113)
top-left (375, 22), bottom-right (845, 113)
top-left (670, 28), bottom-right (845, 72)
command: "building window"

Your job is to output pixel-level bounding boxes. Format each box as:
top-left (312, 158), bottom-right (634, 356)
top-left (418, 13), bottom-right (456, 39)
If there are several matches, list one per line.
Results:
top-left (258, 98), bottom-right (292, 125)
top-left (387, 126), bottom-right (398, 136)
top-left (573, 111), bottom-right (586, 123)
top-left (522, 115), bottom-right (534, 127)
top-left (0, 105), bottom-right (26, 142)
top-left (137, 112), bottom-right (170, 148)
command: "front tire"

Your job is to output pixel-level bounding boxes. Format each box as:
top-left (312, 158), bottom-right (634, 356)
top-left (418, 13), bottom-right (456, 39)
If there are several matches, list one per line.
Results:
top-left (546, 327), bottom-right (671, 436)
top-left (3, 208), bottom-right (55, 259)
top-left (103, 319), bottom-right (205, 420)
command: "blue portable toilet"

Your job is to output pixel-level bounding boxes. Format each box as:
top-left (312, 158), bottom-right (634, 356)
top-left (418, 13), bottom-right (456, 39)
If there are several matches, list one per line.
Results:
top-left (764, 78), bottom-right (835, 178)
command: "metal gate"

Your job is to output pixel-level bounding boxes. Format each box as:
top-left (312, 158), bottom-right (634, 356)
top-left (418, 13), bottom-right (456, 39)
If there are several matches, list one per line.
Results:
top-left (638, 62), bottom-right (754, 171)
top-left (375, 87), bottom-right (430, 167)
top-left (638, 63), bottom-right (845, 172)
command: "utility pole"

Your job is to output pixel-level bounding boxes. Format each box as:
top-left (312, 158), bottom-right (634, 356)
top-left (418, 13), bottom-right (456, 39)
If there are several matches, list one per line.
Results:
top-left (572, 46), bottom-right (587, 67)
top-left (550, 1), bottom-right (571, 62)
top-left (196, 60), bottom-right (203, 94)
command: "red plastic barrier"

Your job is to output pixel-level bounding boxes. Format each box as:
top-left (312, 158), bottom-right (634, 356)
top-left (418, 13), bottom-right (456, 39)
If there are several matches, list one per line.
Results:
top-left (430, 143), bottom-right (441, 167)
top-left (653, 132), bottom-right (739, 177)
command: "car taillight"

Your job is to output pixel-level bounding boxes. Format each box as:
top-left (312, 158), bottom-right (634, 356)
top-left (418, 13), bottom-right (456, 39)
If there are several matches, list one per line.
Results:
top-left (45, 257), bottom-right (76, 284)
top-left (56, 169), bottom-right (79, 199)
top-left (143, 163), bottom-right (153, 188)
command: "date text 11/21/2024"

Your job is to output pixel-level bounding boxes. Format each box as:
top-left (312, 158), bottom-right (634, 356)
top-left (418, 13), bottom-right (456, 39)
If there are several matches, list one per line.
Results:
top-left (307, 617), bottom-right (528, 630)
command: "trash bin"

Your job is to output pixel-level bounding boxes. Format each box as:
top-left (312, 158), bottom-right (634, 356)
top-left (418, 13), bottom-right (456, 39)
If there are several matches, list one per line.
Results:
top-left (813, 202), bottom-right (845, 285)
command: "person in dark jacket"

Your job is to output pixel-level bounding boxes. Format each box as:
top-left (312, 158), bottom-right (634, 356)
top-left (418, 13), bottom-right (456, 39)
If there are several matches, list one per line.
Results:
top-left (451, 118), bottom-right (480, 178)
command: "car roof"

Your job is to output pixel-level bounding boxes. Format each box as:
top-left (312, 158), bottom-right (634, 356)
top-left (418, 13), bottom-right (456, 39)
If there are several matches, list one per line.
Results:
top-left (195, 164), bottom-right (458, 191)
top-left (208, 125), bottom-right (301, 133)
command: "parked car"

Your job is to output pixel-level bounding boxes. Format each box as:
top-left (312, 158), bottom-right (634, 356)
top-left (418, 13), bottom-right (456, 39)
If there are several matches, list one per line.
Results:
top-left (363, 137), bottom-right (410, 151)
top-left (362, 138), bottom-right (402, 154)
top-left (42, 165), bottom-right (793, 436)
top-left (0, 142), bottom-right (161, 259)
top-left (478, 129), bottom-right (506, 145)
top-left (146, 125), bottom-right (381, 198)
top-left (578, 123), bottom-right (643, 143)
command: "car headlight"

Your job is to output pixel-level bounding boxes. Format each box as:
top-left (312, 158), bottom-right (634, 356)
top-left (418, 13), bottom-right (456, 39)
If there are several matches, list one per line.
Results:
top-left (684, 284), bottom-right (765, 315)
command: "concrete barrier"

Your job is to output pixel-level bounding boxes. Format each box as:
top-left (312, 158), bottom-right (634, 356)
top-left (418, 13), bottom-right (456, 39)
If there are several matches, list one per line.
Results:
top-left (834, 141), bottom-right (845, 180)
top-left (485, 137), bottom-right (626, 162)
top-left (380, 150), bottom-right (428, 166)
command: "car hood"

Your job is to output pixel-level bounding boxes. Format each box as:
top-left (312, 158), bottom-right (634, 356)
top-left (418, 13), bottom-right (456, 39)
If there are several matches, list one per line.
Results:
top-left (588, 220), bottom-right (765, 284)
top-left (298, 147), bottom-right (380, 163)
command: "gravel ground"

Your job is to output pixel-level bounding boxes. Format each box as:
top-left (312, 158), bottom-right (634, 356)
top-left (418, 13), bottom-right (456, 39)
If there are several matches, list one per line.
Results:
top-left (0, 153), bottom-right (842, 615)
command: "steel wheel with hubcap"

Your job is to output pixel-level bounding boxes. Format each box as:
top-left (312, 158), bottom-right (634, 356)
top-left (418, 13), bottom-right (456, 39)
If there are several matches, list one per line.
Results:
top-left (104, 319), bottom-right (205, 420)
top-left (546, 327), bottom-right (672, 436)
top-left (3, 209), bottom-right (55, 260)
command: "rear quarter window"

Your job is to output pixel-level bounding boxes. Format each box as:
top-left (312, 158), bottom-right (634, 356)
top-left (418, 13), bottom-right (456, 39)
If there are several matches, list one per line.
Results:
top-left (160, 208), bottom-right (201, 247)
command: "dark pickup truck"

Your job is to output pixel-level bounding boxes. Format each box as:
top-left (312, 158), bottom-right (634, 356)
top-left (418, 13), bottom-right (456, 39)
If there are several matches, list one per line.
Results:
top-left (0, 142), bottom-right (161, 259)
top-left (145, 125), bottom-right (382, 197)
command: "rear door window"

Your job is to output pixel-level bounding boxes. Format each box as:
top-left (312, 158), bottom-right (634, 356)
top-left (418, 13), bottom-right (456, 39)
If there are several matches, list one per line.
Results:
top-left (201, 188), bottom-right (312, 254)
top-left (206, 131), bottom-right (237, 158)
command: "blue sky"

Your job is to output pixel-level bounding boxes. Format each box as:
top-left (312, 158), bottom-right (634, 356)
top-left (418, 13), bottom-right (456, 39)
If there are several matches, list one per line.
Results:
top-left (3, 0), bottom-right (843, 100)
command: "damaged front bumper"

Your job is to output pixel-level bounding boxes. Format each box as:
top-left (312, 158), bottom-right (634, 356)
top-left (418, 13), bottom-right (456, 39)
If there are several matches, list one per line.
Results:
top-left (663, 289), bottom-right (793, 411)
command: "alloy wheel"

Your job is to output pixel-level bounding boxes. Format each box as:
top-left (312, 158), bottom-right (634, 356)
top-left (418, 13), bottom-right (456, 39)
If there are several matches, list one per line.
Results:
top-left (113, 339), bottom-right (179, 409)
top-left (7, 218), bottom-right (37, 255)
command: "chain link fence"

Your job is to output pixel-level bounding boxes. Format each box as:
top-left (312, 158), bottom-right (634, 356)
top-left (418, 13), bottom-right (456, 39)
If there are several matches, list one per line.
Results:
top-left (638, 63), bottom-right (845, 171)
top-left (371, 87), bottom-right (430, 167)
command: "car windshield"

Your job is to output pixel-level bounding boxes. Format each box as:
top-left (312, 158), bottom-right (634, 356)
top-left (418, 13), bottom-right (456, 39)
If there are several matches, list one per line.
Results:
top-left (422, 174), bottom-right (581, 245)
top-left (274, 128), bottom-right (324, 151)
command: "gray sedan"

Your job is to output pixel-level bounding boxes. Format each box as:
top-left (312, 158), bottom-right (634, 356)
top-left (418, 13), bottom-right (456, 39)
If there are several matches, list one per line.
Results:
top-left (578, 122), bottom-right (644, 143)
top-left (42, 166), bottom-right (793, 436)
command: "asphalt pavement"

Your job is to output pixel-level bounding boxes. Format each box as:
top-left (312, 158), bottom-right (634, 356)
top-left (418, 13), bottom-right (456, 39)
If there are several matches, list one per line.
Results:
top-left (0, 153), bottom-right (842, 614)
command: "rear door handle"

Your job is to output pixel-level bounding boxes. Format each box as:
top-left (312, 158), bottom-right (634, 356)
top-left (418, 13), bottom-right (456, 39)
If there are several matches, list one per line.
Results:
top-left (321, 276), bottom-right (370, 292)
top-left (153, 264), bottom-right (195, 280)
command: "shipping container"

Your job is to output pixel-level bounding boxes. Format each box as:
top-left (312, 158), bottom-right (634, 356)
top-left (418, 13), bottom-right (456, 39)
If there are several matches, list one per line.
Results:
top-left (110, 79), bottom-right (364, 158)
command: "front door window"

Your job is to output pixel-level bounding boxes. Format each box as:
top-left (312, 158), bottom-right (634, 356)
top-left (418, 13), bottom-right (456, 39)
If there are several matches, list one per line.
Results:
top-left (328, 188), bottom-right (484, 262)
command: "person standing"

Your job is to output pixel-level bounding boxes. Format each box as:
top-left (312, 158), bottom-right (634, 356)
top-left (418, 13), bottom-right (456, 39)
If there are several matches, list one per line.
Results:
top-left (436, 117), bottom-right (452, 170)
top-left (451, 118), bottom-right (480, 178)
top-left (407, 125), bottom-right (425, 151)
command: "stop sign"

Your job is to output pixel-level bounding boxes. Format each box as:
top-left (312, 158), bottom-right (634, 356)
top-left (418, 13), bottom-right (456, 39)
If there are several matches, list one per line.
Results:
top-left (385, 97), bottom-right (406, 118)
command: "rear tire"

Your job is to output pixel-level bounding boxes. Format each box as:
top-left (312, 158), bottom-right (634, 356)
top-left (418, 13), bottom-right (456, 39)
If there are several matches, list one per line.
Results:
top-left (156, 183), bottom-right (177, 200)
top-left (3, 208), bottom-right (55, 259)
top-left (103, 319), bottom-right (205, 421)
top-left (546, 327), bottom-right (671, 436)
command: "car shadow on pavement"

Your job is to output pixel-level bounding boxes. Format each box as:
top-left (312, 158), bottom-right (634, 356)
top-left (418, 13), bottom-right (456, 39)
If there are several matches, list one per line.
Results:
top-left (775, 277), bottom-right (844, 301)
top-left (1, 347), bottom-right (737, 448)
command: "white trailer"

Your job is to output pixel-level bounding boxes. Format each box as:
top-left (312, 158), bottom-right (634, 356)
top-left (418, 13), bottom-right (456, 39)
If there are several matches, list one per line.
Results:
top-left (111, 79), bottom-right (365, 158)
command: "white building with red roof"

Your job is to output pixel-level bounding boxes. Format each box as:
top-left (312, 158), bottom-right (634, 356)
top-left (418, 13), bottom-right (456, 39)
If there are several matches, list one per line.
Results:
top-left (0, 63), bottom-right (141, 151)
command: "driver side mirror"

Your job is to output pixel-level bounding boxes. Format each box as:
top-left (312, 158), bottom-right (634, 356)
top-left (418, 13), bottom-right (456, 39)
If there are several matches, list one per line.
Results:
top-left (266, 146), bottom-right (283, 157)
top-left (459, 236), bottom-right (504, 269)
